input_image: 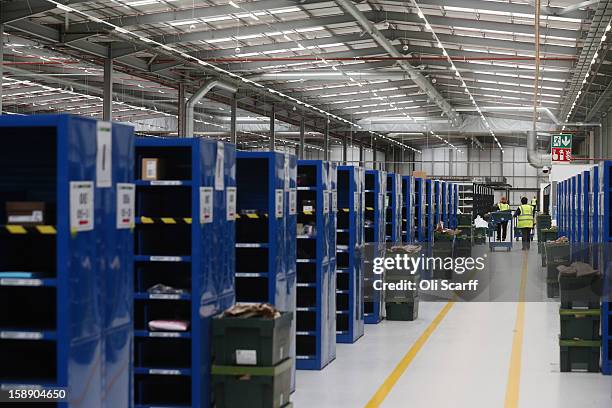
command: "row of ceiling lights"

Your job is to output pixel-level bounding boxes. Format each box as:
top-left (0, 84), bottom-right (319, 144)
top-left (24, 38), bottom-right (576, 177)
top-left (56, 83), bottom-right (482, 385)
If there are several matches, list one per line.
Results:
top-left (562, 18), bottom-right (612, 130)
top-left (49, 0), bottom-right (421, 153)
top-left (411, 0), bottom-right (503, 153)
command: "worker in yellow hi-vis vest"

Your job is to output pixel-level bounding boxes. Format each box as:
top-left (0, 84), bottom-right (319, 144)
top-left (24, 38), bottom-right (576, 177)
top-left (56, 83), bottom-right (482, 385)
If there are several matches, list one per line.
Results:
top-left (514, 197), bottom-right (535, 250)
top-left (492, 196), bottom-right (511, 241)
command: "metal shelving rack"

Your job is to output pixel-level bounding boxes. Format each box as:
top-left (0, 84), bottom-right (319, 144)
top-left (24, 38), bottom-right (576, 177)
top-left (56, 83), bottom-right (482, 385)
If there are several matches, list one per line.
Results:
top-left (590, 166), bottom-right (599, 245)
top-left (234, 151), bottom-right (297, 383)
top-left (385, 173), bottom-right (402, 243)
top-left (457, 182), bottom-right (474, 217)
top-left (581, 170), bottom-right (590, 243)
top-left (441, 181), bottom-right (448, 227)
top-left (577, 173), bottom-right (583, 243)
top-left (571, 176), bottom-right (577, 242)
top-left (364, 169), bottom-right (386, 324)
top-left (296, 160), bottom-right (335, 370)
top-left (433, 180), bottom-right (441, 226)
top-left (413, 177), bottom-right (425, 242)
top-left (326, 161), bottom-right (337, 363)
top-left (335, 165), bottom-right (365, 344)
top-left (133, 137), bottom-right (235, 408)
top-left (452, 183), bottom-right (459, 228)
top-left (598, 161), bottom-right (612, 374)
top-left (401, 176), bottom-right (414, 243)
top-left (0, 115), bottom-right (134, 408)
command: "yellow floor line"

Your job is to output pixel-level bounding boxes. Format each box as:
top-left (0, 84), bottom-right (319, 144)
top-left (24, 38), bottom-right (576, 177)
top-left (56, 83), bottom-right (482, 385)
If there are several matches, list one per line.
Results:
top-left (503, 251), bottom-right (529, 408)
top-left (365, 301), bottom-right (455, 408)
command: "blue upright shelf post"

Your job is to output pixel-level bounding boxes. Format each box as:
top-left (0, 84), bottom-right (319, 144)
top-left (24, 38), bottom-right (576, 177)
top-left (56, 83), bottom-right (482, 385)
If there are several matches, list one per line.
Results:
top-left (433, 180), bottom-right (440, 227)
top-left (296, 160), bottom-right (335, 370)
top-left (582, 170), bottom-right (590, 244)
top-left (0, 115), bottom-right (134, 408)
top-left (577, 173), bottom-right (583, 244)
top-left (413, 178), bottom-right (425, 242)
top-left (598, 161), bottom-right (612, 374)
top-left (453, 183), bottom-right (459, 228)
top-left (326, 162), bottom-right (337, 362)
top-left (133, 137), bottom-right (235, 408)
top-left (401, 176), bottom-right (414, 243)
top-left (336, 166), bottom-right (365, 344)
top-left (385, 173), bottom-right (402, 243)
top-left (234, 151), bottom-right (297, 386)
top-left (557, 181), bottom-right (563, 236)
top-left (364, 170), bottom-right (386, 324)
top-left (425, 179), bottom-right (434, 242)
top-left (571, 176), bottom-right (577, 243)
top-left (441, 181), bottom-right (448, 227)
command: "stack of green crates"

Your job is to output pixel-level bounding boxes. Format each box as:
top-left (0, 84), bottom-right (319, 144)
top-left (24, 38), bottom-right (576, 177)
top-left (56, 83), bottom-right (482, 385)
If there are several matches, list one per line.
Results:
top-left (473, 227), bottom-right (487, 245)
top-left (211, 311), bottom-right (294, 408)
top-left (385, 249), bottom-right (420, 321)
top-left (538, 228), bottom-right (558, 257)
top-left (559, 308), bottom-right (601, 372)
top-left (454, 234), bottom-right (472, 257)
top-left (536, 214), bottom-right (552, 234)
top-left (457, 214), bottom-right (472, 226)
top-left (544, 242), bottom-right (570, 298)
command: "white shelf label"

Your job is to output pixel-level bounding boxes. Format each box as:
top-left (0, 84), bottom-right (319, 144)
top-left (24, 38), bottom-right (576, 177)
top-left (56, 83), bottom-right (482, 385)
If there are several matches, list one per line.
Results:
top-left (323, 190), bottom-right (330, 214)
top-left (96, 121), bottom-right (112, 188)
top-left (226, 187), bottom-right (237, 221)
top-left (332, 190), bottom-right (337, 212)
top-left (148, 369), bottom-right (181, 376)
top-left (0, 278), bottom-right (43, 287)
top-left (116, 183), bottom-right (135, 229)
top-left (354, 192), bottom-right (359, 212)
top-left (200, 187), bottom-right (213, 224)
top-left (215, 141), bottom-right (224, 191)
top-left (1, 331), bottom-right (43, 340)
top-left (284, 154), bottom-right (290, 192)
top-left (70, 181), bottom-right (94, 232)
top-left (150, 256), bottom-right (182, 262)
top-left (149, 293), bottom-right (182, 300)
top-left (149, 332), bottom-right (181, 338)
top-left (150, 180), bottom-right (182, 186)
top-left (275, 189), bottom-right (284, 218)
top-left (289, 188), bottom-right (297, 215)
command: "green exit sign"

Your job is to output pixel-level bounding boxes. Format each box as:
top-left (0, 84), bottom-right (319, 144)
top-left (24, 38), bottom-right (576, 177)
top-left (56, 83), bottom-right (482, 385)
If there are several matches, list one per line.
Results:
top-left (551, 134), bottom-right (572, 148)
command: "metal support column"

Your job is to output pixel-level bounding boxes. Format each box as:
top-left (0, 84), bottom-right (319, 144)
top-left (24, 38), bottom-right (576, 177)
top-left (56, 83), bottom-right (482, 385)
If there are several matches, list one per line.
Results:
top-left (103, 52), bottom-right (113, 121)
top-left (177, 83), bottom-right (186, 137)
top-left (589, 130), bottom-right (595, 164)
top-left (299, 116), bottom-right (305, 159)
top-left (323, 119), bottom-right (330, 161)
top-left (342, 131), bottom-right (348, 165)
top-left (270, 104), bottom-right (275, 151)
top-left (359, 141), bottom-right (364, 168)
top-left (230, 95), bottom-right (237, 145)
top-left (372, 137), bottom-right (377, 170)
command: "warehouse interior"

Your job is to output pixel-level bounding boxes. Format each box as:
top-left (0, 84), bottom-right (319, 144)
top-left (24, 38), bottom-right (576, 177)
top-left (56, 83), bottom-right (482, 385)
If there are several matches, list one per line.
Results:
top-left (1, 0), bottom-right (612, 407)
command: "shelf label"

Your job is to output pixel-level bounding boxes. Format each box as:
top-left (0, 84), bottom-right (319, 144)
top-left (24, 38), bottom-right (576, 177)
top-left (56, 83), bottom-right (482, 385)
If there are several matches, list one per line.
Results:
top-left (236, 349), bottom-right (257, 365)
top-left (0, 278), bottom-right (43, 287)
top-left (323, 190), bottom-right (330, 214)
top-left (200, 187), bottom-right (213, 224)
top-left (148, 331), bottom-right (181, 338)
top-left (150, 180), bottom-right (182, 186)
top-left (215, 142), bottom-right (224, 191)
top-left (289, 188), bottom-right (297, 215)
top-left (149, 256), bottom-right (182, 262)
top-left (148, 293), bottom-right (182, 300)
top-left (354, 192), bottom-right (359, 212)
top-left (226, 187), bottom-right (237, 221)
top-left (275, 189), bottom-right (284, 218)
top-left (116, 183), bottom-right (135, 229)
top-left (96, 121), bottom-right (112, 188)
top-left (148, 369), bottom-right (181, 376)
top-left (1, 331), bottom-right (43, 340)
top-left (70, 181), bottom-right (94, 232)
top-left (332, 190), bottom-right (337, 213)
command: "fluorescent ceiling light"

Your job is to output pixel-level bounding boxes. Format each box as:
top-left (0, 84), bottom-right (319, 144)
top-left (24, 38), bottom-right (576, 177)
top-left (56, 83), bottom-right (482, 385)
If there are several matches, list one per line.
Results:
top-left (170, 20), bottom-right (199, 26)
top-left (229, 1), bottom-right (239, 8)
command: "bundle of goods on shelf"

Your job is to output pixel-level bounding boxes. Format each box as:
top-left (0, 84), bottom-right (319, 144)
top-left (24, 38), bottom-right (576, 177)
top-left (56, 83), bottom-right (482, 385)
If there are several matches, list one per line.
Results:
top-left (544, 236), bottom-right (570, 298)
top-left (384, 244), bottom-right (422, 321)
top-left (212, 303), bottom-right (293, 408)
top-left (556, 262), bottom-right (603, 373)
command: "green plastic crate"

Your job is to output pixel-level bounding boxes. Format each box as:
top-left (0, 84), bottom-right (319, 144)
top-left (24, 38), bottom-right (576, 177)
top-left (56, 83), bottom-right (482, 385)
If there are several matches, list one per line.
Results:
top-left (212, 311), bottom-right (293, 366)
top-left (545, 243), bottom-right (570, 264)
top-left (559, 339), bottom-right (600, 373)
top-left (383, 275), bottom-right (419, 302)
top-left (559, 275), bottom-right (602, 309)
top-left (385, 300), bottom-right (418, 321)
top-left (457, 214), bottom-right (472, 226)
top-left (559, 309), bottom-right (600, 341)
top-left (212, 359), bottom-right (292, 408)
top-left (547, 282), bottom-right (559, 299)
top-left (538, 229), bottom-right (558, 242)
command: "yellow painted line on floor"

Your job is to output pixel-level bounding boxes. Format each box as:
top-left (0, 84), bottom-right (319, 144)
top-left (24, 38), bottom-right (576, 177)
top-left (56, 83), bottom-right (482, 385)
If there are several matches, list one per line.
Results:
top-left (365, 300), bottom-right (455, 408)
top-left (503, 251), bottom-right (529, 408)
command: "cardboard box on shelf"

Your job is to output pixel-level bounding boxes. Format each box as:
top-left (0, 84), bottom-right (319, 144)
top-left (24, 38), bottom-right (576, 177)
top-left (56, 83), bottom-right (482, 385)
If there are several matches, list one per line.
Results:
top-left (412, 171), bottom-right (427, 179)
top-left (6, 202), bottom-right (45, 225)
top-left (141, 158), bottom-right (164, 180)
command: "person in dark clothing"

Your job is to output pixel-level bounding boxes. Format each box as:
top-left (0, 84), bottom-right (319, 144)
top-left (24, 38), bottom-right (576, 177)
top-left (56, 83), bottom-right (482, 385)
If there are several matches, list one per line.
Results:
top-left (514, 197), bottom-right (535, 250)
top-left (492, 196), bottom-right (510, 241)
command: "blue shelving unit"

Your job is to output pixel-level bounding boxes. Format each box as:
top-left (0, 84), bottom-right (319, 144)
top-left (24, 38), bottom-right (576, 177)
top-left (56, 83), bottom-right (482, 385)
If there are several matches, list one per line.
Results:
top-left (401, 176), bottom-right (414, 243)
top-left (452, 183), bottom-right (459, 228)
top-left (424, 179), bottom-right (434, 242)
top-left (326, 161), bottom-right (337, 362)
top-left (385, 173), bottom-right (402, 243)
top-left (441, 181), bottom-right (448, 227)
top-left (582, 170), bottom-right (590, 243)
top-left (577, 173), bottom-right (583, 243)
top-left (364, 169), bottom-right (386, 324)
top-left (0, 115), bottom-right (134, 408)
top-left (598, 161), bottom-right (612, 374)
top-left (413, 177), bottom-right (425, 242)
top-left (571, 175), bottom-right (577, 242)
top-left (296, 160), bottom-right (335, 370)
top-left (234, 151), bottom-right (297, 383)
top-left (590, 166), bottom-right (600, 245)
top-left (336, 166), bottom-right (364, 344)
top-left (433, 180), bottom-right (441, 227)
top-left (133, 137), bottom-right (235, 408)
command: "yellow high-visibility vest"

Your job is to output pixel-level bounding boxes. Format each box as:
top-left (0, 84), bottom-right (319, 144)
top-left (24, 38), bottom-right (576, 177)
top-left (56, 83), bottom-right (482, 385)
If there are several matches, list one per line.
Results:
top-left (531, 198), bottom-right (537, 206)
top-left (498, 203), bottom-right (510, 211)
top-left (517, 204), bottom-right (534, 228)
